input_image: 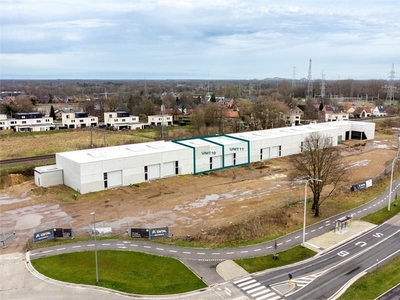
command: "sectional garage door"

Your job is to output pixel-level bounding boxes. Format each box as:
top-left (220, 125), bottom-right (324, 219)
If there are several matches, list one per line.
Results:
top-left (261, 147), bottom-right (270, 160)
top-left (148, 164), bottom-right (160, 180)
top-left (271, 146), bottom-right (280, 158)
top-left (163, 162), bottom-right (174, 177)
top-left (211, 156), bottom-right (222, 169)
top-left (108, 170), bottom-right (122, 188)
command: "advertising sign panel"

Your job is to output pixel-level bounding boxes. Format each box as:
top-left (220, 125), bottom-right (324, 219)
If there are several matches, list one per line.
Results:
top-left (150, 227), bottom-right (169, 238)
top-left (33, 229), bottom-right (54, 242)
top-left (131, 228), bottom-right (149, 238)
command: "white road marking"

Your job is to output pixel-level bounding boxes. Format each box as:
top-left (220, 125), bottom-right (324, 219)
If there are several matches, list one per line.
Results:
top-left (169, 250), bottom-right (177, 253)
top-left (226, 252), bottom-right (234, 254)
top-left (237, 279), bottom-right (256, 287)
top-left (295, 236), bottom-right (300, 239)
top-left (286, 239), bottom-right (291, 242)
top-left (87, 244), bottom-right (95, 247)
top-left (254, 249), bottom-right (261, 252)
top-left (311, 229), bottom-right (316, 232)
top-left (102, 243), bottom-right (110, 246)
top-left (72, 246), bottom-right (81, 248)
top-left (212, 252), bottom-right (220, 255)
top-left (183, 251), bottom-right (191, 254)
top-left (41, 250), bottom-right (53, 254)
top-left (144, 246), bottom-right (151, 249)
top-left (130, 244), bottom-right (138, 247)
top-left (197, 252), bottom-right (205, 255)
top-left (319, 226), bottom-right (323, 229)
top-left (234, 277), bottom-right (252, 284)
top-left (156, 248), bottom-right (164, 251)
top-left (57, 248), bottom-right (66, 251)
top-left (241, 251), bottom-right (249, 253)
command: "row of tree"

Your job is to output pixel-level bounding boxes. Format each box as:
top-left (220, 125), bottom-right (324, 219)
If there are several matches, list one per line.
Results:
top-left (1, 78), bottom-right (398, 104)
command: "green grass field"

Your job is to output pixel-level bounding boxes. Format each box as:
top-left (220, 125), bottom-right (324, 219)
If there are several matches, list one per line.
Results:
top-left (31, 250), bottom-right (206, 295)
top-left (338, 254), bottom-right (400, 300)
top-left (234, 246), bottom-right (316, 273)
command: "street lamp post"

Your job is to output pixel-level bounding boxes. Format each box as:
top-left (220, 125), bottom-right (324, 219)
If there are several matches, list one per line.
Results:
top-left (302, 178), bottom-right (322, 247)
top-left (388, 134), bottom-right (400, 212)
top-left (90, 212), bottom-right (99, 284)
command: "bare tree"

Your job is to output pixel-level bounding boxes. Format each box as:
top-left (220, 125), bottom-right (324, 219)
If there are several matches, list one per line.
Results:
top-left (252, 96), bottom-right (289, 129)
top-left (290, 132), bottom-right (347, 217)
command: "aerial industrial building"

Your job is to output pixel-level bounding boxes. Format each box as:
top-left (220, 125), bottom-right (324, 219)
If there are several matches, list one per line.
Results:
top-left (34, 121), bottom-right (375, 194)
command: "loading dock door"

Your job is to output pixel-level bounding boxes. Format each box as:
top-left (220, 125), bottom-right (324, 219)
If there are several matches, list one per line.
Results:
top-left (225, 154), bottom-right (234, 166)
top-left (212, 156), bottom-right (222, 169)
top-left (271, 146), bottom-right (279, 158)
top-left (148, 164), bottom-right (160, 180)
top-left (261, 147), bottom-right (270, 160)
top-left (108, 170), bottom-right (122, 188)
top-left (163, 162), bottom-right (174, 177)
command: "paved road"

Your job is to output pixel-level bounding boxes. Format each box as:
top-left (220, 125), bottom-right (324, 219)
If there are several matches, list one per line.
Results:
top-left (232, 214), bottom-right (400, 299)
top-left (30, 178), bottom-right (400, 262)
top-left (3, 177), bottom-right (400, 299)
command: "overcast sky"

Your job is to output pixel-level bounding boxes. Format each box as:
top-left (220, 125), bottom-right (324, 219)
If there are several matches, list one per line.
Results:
top-left (1, 0), bottom-right (399, 80)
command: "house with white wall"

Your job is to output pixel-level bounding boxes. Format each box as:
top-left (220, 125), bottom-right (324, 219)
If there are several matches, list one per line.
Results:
top-left (62, 112), bottom-right (98, 129)
top-left (325, 112), bottom-right (349, 122)
top-left (0, 113), bottom-right (55, 132)
top-left (282, 107), bottom-right (303, 126)
top-left (148, 115), bottom-right (173, 126)
top-left (104, 111), bottom-right (145, 130)
top-left (372, 106), bottom-right (387, 117)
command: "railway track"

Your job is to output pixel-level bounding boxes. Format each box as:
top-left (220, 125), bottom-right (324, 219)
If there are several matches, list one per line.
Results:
top-left (0, 154), bottom-right (56, 166)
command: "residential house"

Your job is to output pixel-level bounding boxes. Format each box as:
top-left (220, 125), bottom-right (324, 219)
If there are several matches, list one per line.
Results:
top-left (282, 107), bottom-right (303, 126)
top-left (0, 113), bottom-right (55, 132)
top-left (352, 107), bottom-right (370, 119)
top-left (104, 111), bottom-right (145, 130)
top-left (148, 115), bottom-right (173, 126)
top-left (372, 106), bottom-right (387, 117)
top-left (61, 112), bottom-right (98, 129)
top-left (325, 112), bottom-right (349, 122)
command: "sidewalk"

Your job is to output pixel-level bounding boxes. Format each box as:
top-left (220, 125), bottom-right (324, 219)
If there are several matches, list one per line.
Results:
top-left (303, 220), bottom-right (376, 253)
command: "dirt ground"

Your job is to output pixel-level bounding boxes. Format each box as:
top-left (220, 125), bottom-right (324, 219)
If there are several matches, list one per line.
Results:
top-left (0, 135), bottom-right (397, 253)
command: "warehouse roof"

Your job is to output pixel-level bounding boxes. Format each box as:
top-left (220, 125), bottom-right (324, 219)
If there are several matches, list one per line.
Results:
top-left (56, 140), bottom-right (189, 163)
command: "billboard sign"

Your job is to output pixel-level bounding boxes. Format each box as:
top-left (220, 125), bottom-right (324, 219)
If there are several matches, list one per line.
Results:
top-left (33, 229), bottom-right (54, 242)
top-left (150, 227), bottom-right (169, 238)
top-left (131, 228), bottom-right (149, 238)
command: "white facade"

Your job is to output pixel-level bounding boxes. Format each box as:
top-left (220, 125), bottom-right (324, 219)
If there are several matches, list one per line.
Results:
top-left (104, 111), bottom-right (145, 130)
top-left (325, 112), bottom-right (349, 122)
top-left (34, 165), bottom-right (63, 187)
top-left (62, 112), bottom-right (98, 129)
top-left (35, 121), bottom-right (375, 194)
top-left (148, 115), bottom-right (173, 126)
top-left (51, 141), bottom-right (192, 194)
top-left (0, 113), bottom-right (55, 132)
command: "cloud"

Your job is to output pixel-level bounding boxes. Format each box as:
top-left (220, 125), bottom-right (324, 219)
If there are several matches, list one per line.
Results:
top-left (0, 0), bottom-right (399, 79)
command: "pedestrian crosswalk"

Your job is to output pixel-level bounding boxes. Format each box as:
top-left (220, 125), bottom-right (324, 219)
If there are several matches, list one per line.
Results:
top-left (233, 277), bottom-right (282, 300)
top-left (233, 272), bottom-right (323, 299)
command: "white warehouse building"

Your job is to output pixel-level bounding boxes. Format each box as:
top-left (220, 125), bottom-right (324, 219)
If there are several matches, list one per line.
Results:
top-left (34, 121), bottom-right (375, 194)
